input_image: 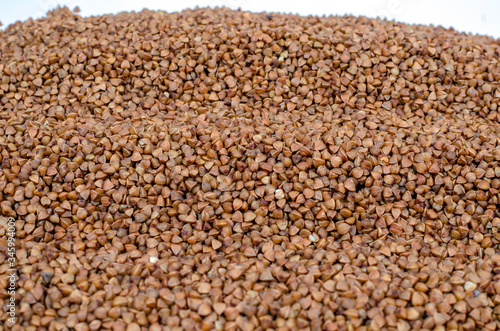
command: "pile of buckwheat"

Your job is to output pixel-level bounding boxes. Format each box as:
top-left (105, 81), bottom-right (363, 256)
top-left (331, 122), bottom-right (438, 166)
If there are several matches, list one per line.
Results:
top-left (1, 6), bottom-right (500, 331)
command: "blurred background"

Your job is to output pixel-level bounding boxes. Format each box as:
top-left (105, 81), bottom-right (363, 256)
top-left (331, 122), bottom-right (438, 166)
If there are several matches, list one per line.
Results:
top-left (1, 0), bottom-right (499, 38)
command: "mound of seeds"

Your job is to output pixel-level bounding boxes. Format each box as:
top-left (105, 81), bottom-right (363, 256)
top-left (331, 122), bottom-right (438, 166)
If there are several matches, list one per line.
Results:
top-left (2, 6), bottom-right (500, 331)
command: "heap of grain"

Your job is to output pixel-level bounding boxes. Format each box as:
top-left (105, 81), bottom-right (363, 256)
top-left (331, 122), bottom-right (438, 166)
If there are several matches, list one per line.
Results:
top-left (1, 6), bottom-right (500, 331)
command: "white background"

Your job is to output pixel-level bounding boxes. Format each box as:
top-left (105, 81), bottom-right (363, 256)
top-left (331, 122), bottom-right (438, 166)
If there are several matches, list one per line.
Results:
top-left (1, 0), bottom-right (500, 38)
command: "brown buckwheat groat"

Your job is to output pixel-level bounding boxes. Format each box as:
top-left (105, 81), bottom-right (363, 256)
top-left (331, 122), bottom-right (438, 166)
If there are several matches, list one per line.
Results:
top-left (1, 6), bottom-right (500, 331)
